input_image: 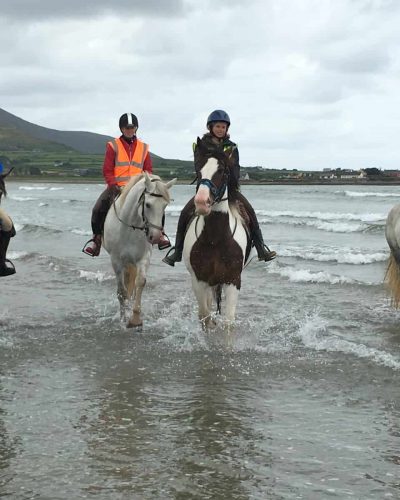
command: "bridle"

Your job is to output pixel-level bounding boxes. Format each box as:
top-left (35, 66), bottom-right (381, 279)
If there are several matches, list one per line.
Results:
top-left (113, 186), bottom-right (165, 235)
top-left (197, 161), bottom-right (230, 205)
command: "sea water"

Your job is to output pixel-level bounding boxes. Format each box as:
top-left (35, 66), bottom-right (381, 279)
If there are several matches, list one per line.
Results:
top-left (0, 181), bottom-right (399, 499)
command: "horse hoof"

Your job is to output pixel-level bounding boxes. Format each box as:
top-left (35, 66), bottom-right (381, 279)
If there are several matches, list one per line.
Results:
top-left (126, 320), bottom-right (143, 329)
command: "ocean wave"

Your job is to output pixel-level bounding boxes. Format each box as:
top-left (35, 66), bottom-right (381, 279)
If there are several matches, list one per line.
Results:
top-left (275, 267), bottom-right (358, 285)
top-left (7, 250), bottom-right (30, 260)
top-left (297, 313), bottom-right (400, 370)
top-left (18, 223), bottom-right (63, 235)
top-left (261, 217), bottom-right (369, 233)
top-left (279, 247), bottom-right (388, 264)
top-left (71, 228), bottom-right (91, 236)
top-left (257, 209), bottom-right (386, 223)
top-left (18, 186), bottom-right (48, 190)
top-left (62, 199), bottom-right (80, 204)
top-left (9, 195), bottom-right (36, 201)
top-left (341, 190), bottom-right (400, 198)
top-left (78, 270), bottom-right (114, 282)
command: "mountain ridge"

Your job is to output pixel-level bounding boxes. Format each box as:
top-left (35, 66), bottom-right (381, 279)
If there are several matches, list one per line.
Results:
top-left (0, 108), bottom-right (163, 159)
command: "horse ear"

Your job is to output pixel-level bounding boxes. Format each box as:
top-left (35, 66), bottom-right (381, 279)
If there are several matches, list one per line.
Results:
top-left (165, 178), bottom-right (177, 189)
top-left (196, 137), bottom-right (208, 154)
top-left (143, 171), bottom-right (152, 190)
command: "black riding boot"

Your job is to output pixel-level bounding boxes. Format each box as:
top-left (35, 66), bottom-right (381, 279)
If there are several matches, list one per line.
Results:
top-left (162, 230), bottom-right (185, 266)
top-left (253, 228), bottom-right (276, 262)
top-left (0, 230), bottom-right (16, 277)
top-left (162, 197), bottom-right (195, 267)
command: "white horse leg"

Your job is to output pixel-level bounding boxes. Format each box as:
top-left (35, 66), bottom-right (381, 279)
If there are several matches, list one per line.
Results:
top-left (126, 262), bottom-right (147, 328)
top-left (224, 284), bottom-right (239, 326)
top-left (192, 279), bottom-right (214, 329)
top-left (114, 267), bottom-right (128, 321)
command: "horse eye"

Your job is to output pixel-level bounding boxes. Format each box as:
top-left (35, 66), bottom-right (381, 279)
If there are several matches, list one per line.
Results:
top-left (145, 202), bottom-right (151, 209)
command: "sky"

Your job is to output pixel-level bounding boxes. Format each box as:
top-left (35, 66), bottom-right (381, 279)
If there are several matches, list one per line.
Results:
top-left (1, 0), bottom-right (400, 170)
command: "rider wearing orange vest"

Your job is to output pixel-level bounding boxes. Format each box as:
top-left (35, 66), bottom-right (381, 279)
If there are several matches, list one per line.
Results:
top-left (83, 113), bottom-right (170, 256)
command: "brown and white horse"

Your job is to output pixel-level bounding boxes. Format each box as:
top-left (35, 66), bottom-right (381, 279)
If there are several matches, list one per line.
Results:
top-left (183, 139), bottom-right (251, 329)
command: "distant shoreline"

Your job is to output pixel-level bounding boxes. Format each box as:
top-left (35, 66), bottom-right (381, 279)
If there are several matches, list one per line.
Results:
top-left (7, 177), bottom-right (400, 187)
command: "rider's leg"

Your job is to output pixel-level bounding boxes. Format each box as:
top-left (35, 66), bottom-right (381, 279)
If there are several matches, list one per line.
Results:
top-left (0, 210), bottom-right (16, 277)
top-left (235, 192), bottom-right (276, 262)
top-left (83, 188), bottom-right (113, 256)
top-left (162, 197), bottom-right (195, 266)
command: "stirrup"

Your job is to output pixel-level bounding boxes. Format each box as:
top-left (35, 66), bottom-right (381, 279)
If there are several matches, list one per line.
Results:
top-left (260, 247), bottom-right (277, 262)
top-left (162, 246), bottom-right (181, 266)
top-left (158, 233), bottom-right (171, 251)
top-left (0, 259), bottom-right (16, 277)
top-left (82, 237), bottom-right (100, 257)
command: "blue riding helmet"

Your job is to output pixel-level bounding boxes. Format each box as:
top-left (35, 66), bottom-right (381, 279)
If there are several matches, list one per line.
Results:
top-left (0, 162), bottom-right (3, 174)
top-left (206, 110), bottom-right (231, 127)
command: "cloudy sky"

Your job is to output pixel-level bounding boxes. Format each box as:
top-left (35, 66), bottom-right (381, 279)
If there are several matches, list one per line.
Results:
top-left (2, 0), bottom-right (400, 170)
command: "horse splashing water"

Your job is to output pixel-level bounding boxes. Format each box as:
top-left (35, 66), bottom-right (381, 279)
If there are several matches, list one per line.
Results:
top-left (384, 203), bottom-right (400, 307)
top-left (183, 138), bottom-right (251, 330)
top-left (103, 172), bottom-right (176, 327)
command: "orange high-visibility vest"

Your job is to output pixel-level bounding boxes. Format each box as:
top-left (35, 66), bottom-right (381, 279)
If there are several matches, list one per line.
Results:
top-left (110, 138), bottom-right (149, 186)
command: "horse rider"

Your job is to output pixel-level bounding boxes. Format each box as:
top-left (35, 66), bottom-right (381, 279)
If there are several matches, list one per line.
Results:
top-left (83, 113), bottom-right (170, 256)
top-left (0, 163), bottom-right (17, 277)
top-left (163, 109), bottom-right (277, 266)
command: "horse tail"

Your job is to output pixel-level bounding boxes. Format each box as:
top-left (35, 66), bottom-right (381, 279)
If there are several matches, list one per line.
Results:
top-left (215, 284), bottom-right (222, 314)
top-left (124, 264), bottom-right (137, 299)
top-left (384, 250), bottom-right (400, 308)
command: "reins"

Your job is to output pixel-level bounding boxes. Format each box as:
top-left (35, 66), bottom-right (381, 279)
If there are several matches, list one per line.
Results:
top-left (113, 183), bottom-right (165, 234)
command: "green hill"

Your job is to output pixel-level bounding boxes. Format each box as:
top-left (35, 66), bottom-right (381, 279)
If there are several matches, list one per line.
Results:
top-left (0, 108), bottom-right (193, 180)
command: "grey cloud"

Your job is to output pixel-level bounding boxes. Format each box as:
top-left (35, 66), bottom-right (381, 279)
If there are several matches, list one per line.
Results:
top-left (1, 0), bottom-right (186, 20)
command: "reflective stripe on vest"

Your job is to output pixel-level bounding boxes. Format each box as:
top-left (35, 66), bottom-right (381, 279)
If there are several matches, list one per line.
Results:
top-left (111, 138), bottom-right (149, 186)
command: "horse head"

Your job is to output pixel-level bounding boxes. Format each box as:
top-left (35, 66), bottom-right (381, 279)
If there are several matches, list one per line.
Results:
top-left (140, 172), bottom-right (177, 245)
top-left (194, 137), bottom-right (234, 216)
top-left (0, 167), bottom-right (14, 203)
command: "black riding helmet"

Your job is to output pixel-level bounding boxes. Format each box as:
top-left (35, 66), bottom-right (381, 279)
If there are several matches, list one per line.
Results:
top-left (207, 110), bottom-right (231, 129)
top-left (119, 113), bottom-right (139, 129)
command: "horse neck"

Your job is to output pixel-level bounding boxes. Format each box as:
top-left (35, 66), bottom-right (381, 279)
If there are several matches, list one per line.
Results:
top-left (118, 179), bottom-right (145, 224)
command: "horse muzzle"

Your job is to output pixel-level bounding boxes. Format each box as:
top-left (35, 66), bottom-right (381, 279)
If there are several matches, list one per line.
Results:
top-left (195, 190), bottom-right (212, 216)
top-left (146, 228), bottom-right (162, 245)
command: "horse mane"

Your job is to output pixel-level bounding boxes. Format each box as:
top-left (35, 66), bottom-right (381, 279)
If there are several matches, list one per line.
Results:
top-left (119, 173), bottom-right (171, 206)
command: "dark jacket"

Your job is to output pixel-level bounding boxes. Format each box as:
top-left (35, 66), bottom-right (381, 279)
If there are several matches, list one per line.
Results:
top-left (194, 133), bottom-right (240, 193)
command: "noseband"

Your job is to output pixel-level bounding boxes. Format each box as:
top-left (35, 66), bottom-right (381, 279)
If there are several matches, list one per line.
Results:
top-left (197, 165), bottom-right (229, 205)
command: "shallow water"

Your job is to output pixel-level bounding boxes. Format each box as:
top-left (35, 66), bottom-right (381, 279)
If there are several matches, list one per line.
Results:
top-left (1, 181), bottom-right (400, 499)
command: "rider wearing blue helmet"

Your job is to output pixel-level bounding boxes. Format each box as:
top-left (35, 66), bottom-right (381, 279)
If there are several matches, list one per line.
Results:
top-left (163, 110), bottom-right (276, 266)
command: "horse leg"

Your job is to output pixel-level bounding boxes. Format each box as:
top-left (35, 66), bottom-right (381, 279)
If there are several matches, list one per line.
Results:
top-left (126, 264), bottom-right (147, 328)
top-left (116, 270), bottom-right (128, 321)
top-left (223, 284), bottom-right (240, 327)
top-left (192, 279), bottom-right (214, 330)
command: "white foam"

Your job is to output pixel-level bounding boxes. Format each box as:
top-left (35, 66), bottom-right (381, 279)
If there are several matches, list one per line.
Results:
top-left (9, 195), bottom-right (35, 201)
top-left (342, 190), bottom-right (400, 198)
top-left (71, 228), bottom-right (91, 236)
top-left (7, 250), bottom-right (29, 259)
top-left (271, 265), bottom-right (360, 285)
top-left (298, 313), bottom-right (400, 370)
top-left (18, 186), bottom-right (48, 190)
top-left (279, 246), bottom-right (388, 264)
top-left (257, 209), bottom-right (386, 223)
top-left (79, 270), bottom-right (114, 282)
